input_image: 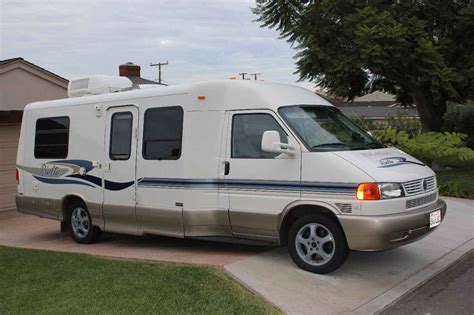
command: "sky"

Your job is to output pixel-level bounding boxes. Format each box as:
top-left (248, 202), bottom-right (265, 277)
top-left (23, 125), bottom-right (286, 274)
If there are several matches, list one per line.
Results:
top-left (1, 0), bottom-right (314, 89)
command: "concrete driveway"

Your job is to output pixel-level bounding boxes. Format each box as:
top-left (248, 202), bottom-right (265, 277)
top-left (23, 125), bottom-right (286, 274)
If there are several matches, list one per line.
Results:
top-left (0, 197), bottom-right (472, 314)
top-left (225, 197), bottom-right (474, 314)
top-left (0, 211), bottom-right (268, 267)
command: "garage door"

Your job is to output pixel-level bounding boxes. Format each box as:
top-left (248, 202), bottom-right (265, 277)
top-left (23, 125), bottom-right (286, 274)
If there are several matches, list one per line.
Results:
top-left (0, 123), bottom-right (20, 211)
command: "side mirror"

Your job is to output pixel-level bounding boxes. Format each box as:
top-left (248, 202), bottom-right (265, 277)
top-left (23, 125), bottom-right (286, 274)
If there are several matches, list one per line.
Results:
top-left (261, 130), bottom-right (296, 156)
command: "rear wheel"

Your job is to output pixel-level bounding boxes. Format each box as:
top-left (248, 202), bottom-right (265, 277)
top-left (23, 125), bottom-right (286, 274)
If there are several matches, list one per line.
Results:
top-left (67, 201), bottom-right (101, 244)
top-left (288, 214), bottom-right (348, 274)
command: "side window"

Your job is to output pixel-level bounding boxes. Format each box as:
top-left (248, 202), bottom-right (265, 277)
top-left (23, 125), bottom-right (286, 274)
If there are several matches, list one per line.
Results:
top-left (110, 112), bottom-right (133, 160)
top-left (34, 116), bottom-right (70, 159)
top-left (143, 106), bottom-right (183, 160)
top-left (232, 113), bottom-right (288, 159)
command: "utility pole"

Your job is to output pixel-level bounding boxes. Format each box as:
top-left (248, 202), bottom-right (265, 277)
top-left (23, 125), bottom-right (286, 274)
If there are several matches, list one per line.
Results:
top-left (250, 73), bottom-right (261, 80)
top-left (238, 72), bottom-right (247, 80)
top-left (150, 61), bottom-right (169, 85)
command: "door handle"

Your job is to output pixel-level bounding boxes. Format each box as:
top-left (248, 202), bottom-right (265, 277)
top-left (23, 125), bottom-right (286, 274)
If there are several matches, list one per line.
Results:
top-left (224, 162), bottom-right (230, 175)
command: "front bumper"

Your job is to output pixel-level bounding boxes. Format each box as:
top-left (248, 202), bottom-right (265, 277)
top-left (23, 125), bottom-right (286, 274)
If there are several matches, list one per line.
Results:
top-left (338, 199), bottom-right (447, 251)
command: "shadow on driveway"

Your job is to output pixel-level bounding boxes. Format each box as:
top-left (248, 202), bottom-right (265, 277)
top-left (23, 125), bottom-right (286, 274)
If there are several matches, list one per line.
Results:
top-left (0, 210), bottom-right (270, 266)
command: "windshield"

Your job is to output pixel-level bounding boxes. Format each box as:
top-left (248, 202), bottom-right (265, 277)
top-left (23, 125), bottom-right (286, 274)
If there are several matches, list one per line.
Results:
top-left (279, 105), bottom-right (384, 151)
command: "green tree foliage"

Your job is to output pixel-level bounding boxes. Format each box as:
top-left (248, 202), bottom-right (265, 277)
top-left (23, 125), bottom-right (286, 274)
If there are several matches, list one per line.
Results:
top-left (254, 0), bottom-right (474, 131)
top-left (443, 100), bottom-right (474, 148)
top-left (372, 128), bottom-right (474, 168)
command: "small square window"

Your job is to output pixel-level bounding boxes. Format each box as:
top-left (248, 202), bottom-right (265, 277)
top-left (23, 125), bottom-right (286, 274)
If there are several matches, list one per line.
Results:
top-left (34, 116), bottom-right (70, 159)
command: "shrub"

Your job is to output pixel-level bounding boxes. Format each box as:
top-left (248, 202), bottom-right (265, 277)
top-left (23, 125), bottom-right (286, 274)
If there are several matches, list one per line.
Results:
top-left (443, 101), bottom-right (474, 149)
top-left (438, 182), bottom-right (461, 198)
top-left (372, 128), bottom-right (474, 169)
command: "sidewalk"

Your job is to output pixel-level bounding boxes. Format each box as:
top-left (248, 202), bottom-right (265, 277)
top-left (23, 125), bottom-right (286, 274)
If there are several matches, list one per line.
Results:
top-left (224, 197), bottom-right (473, 314)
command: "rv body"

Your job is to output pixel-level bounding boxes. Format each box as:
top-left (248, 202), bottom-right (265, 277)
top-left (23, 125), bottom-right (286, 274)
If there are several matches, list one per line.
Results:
top-left (16, 79), bottom-right (446, 273)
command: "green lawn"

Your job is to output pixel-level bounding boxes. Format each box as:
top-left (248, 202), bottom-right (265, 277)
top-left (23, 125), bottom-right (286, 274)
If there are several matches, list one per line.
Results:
top-left (437, 159), bottom-right (474, 199)
top-left (0, 247), bottom-right (278, 314)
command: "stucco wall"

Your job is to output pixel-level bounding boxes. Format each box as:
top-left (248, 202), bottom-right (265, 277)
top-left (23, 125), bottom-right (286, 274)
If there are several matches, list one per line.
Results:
top-left (0, 66), bottom-right (67, 111)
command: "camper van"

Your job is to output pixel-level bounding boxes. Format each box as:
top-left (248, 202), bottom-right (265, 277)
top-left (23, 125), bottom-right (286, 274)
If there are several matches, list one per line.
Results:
top-left (16, 77), bottom-right (446, 273)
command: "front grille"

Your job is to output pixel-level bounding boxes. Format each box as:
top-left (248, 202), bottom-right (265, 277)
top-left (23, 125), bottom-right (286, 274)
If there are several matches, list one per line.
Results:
top-left (403, 176), bottom-right (436, 196)
top-left (335, 203), bottom-right (353, 214)
top-left (406, 192), bottom-right (437, 209)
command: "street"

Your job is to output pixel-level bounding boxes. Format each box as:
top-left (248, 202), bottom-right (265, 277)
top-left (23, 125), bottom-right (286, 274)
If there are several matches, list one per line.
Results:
top-left (382, 250), bottom-right (473, 315)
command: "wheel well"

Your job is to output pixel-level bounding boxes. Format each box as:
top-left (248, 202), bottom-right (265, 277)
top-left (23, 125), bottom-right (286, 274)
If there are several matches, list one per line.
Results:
top-left (62, 195), bottom-right (85, 221)
top-left (279, 205), bottom-right (345, 246)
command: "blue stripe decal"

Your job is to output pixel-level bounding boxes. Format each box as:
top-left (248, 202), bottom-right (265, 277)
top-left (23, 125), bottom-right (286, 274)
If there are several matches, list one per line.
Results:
top-left (33, 175), bottom-right (96, 188)
top-left (25, 159), bottom-right (356, 194)
top-left (50, 159), bottom-right (95, 172)
top-left (68, 174), bottom-right (102, 186)
top-left (105, 179), bottom-right (136, 191)
top-left (138, 178), bottom-right (357, 194)
top-left (68, 174), bottom-right (139, 191)
top-left (378, 157), bottom-right (425, 168)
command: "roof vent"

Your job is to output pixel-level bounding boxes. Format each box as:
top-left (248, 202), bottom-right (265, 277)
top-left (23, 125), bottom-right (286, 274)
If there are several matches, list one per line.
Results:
top-left (68, 75), bottom-right (133, 98)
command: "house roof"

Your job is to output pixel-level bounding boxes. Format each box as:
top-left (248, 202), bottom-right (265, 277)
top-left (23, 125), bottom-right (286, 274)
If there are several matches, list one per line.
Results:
top-left (339, 106), bottom-right (418, 119)
top-left (127, 76), bottom-right (164, 86)
top-left (353, 90), bottom-right (396, 103)
top-left (0, 57), bottom-right (68, 84)
top-left (320, 90), bottom-right (417, 118)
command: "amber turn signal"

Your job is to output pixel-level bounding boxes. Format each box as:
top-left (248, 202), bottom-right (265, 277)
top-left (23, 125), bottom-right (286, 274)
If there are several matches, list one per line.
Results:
top-left (356, 183), bottom-right (380, 200)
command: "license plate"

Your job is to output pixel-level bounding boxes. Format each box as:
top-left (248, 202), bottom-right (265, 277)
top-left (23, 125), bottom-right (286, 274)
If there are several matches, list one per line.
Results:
top-left (430, 210), bottom-right (441, 228)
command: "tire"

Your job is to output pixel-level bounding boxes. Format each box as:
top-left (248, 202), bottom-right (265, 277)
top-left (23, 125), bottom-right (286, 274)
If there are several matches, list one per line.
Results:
top-left (287, 214), bottom-right (348, 274)
top-left (67, 200), bottom-right (101, 244)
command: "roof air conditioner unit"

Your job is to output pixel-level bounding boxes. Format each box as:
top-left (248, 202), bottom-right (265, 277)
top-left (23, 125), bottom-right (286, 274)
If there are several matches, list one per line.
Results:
top-left (68, 75), bottom-right (133, 98)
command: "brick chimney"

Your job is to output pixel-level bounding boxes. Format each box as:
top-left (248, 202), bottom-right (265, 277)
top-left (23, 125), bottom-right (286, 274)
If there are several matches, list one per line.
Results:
top-left (119, 62), bottom-right (141, 77)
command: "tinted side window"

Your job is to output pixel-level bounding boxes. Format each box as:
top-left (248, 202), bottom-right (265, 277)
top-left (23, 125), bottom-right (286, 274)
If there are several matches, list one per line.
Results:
top-left (34, 116), bottom-right (70, 159)
top-left (110, 112), bottom-right (133, 160)
top-left (232, 114), bottom-right (287, 159)
top-left (143, 107), bottom-right (183, 160)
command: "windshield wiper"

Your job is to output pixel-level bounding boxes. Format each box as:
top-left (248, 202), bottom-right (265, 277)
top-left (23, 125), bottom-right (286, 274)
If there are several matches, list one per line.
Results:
top-left (312, 143), bottom-right (351, 149)
top-left (351, 142), bottom-right (385, 150)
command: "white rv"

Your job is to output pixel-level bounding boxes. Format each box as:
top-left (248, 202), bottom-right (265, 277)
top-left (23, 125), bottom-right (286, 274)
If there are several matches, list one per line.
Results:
top-left (16, 77), bottom-right (446, 273)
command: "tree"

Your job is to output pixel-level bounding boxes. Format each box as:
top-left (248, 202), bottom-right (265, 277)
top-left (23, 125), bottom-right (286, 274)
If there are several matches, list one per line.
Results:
top-left (254, 0), bottom-right (474, 131)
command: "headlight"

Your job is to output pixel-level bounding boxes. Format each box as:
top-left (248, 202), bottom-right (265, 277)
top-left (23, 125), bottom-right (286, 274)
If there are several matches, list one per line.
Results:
top-left (378, 183), bottom-right (404, 199)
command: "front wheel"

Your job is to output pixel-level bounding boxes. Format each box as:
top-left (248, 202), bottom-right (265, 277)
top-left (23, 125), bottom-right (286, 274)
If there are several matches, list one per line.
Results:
top-left (288, 214), bottom-right (348, 274)
top-left (67, 201), bottom-right (101, 244)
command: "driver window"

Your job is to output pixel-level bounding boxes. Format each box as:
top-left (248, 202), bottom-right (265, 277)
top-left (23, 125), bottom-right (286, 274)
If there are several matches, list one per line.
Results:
top-left (232, 113), bottom-right (288, 159)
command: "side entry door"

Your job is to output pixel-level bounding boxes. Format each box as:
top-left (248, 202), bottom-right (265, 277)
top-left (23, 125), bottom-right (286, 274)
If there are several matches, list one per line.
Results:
top-left (222, 110), bottom-right (301, 242)
top-left (103, 106), bottom-right (139, 234)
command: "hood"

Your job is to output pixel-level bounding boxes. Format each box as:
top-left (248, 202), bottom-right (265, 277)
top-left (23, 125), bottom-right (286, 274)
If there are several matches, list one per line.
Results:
top-left (333, 147), bottom-right (435, 182)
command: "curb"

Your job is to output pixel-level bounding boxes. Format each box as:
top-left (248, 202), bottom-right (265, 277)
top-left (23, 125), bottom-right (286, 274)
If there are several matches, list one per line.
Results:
top-left (354, 238), bottom-right (473, 314)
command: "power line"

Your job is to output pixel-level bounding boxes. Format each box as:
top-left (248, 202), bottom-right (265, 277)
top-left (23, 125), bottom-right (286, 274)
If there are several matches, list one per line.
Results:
top-left (150, 61), bottom-right (169, 85)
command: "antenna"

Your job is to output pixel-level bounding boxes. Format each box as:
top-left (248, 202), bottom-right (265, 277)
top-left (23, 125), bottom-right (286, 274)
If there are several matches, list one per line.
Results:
top-left (150, 61), bottom-right (169, 85)
top-left (250, 73), bottom-right (261, 80)
top-left (238, 72), bottom-right (248, 80)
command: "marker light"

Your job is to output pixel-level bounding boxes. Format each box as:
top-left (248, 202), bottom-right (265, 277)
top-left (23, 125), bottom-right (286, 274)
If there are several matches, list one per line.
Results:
top-left (197, 96), bottom-right (206, 100)
top-left (229, 77), bottom-right (237, 80)
top-left (356, 183), bottom-right (380, 200)
top-left (16, 168), bottom-right (19, 185)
